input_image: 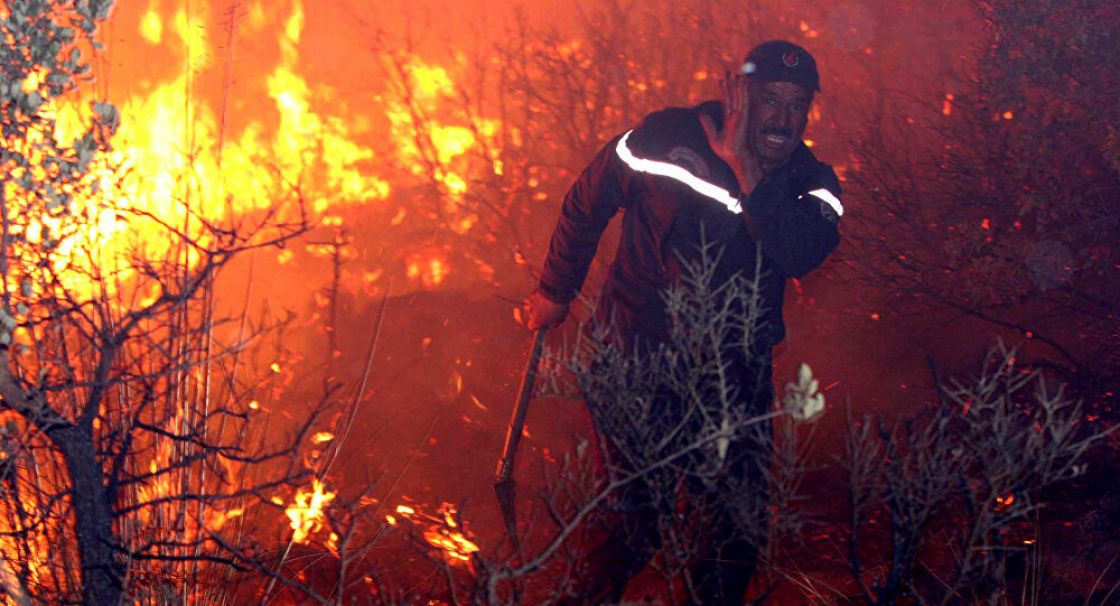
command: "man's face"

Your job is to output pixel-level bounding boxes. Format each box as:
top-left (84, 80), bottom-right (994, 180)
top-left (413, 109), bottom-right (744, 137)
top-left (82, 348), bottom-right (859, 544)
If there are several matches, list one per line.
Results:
top-left (747, 80), bottom-right (813, 171)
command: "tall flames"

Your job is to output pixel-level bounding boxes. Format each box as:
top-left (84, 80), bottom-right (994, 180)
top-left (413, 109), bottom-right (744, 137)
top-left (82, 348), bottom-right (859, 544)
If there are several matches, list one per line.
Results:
top-left (1, 0), bottom-right (503, 599)
top-left (15, 0), bottom-right (507, 301)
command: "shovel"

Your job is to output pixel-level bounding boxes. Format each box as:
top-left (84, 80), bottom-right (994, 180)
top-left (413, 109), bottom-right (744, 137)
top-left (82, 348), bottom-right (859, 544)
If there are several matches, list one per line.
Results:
top-left (493, 327), bottom-right (547, 548)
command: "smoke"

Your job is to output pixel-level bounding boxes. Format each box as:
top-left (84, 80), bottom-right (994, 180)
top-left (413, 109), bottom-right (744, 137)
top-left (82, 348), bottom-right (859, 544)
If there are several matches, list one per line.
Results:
top-left (83, 0), bottom-right (1110, 570)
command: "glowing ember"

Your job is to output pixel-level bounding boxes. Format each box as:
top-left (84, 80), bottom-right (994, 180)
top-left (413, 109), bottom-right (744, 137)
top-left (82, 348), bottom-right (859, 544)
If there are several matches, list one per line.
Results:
top-left (286, 478), bottom-right (337, 543)
top-left (388, 502), bottom-right (479, 564)
top-left (208, 507), bottom-right (246, 531)
top-left (995, 493), bottom-right (1016, 511)
top-left (406, 253), bottom-right (451, 288)
top-left (312, 432), bottom-right (335, 444)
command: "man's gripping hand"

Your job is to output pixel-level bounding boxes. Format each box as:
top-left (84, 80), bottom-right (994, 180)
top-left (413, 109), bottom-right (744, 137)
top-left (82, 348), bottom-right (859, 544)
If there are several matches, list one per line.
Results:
top-left (525, 290), bottom-right (569, 330)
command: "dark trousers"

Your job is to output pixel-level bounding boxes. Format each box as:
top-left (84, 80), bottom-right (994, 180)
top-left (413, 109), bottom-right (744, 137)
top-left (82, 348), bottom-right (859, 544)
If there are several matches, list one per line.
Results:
top-left (565, 356), bottom-right (774, 605)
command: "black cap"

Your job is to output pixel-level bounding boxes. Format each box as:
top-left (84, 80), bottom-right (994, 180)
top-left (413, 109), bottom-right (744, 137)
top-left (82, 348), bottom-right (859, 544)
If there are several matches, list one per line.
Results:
top-left (740, 40), bottom-right (821, 92)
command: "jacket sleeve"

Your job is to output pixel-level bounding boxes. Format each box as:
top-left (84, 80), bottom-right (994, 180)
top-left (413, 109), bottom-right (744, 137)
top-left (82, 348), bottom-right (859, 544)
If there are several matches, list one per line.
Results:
top-left (538, 135), bottom-right (627, 303)
top-left (742, 161), bottom-right (842, 278)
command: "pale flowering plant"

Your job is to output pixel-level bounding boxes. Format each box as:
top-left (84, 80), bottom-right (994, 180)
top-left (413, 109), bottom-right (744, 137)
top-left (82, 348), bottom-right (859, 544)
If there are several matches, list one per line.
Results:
top-left (783, 362), bottom-right (825, 422)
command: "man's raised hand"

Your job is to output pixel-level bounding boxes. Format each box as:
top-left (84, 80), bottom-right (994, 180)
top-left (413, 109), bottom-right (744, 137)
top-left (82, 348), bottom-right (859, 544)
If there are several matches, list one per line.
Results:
top-left (699, 72), bottom-right (763, 195)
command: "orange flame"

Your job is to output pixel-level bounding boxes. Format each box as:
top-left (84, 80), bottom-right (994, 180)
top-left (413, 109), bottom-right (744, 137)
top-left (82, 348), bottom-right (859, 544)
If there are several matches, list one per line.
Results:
top-left (8, 0), bottom-right (397, 303)
top-left (286, 478), bottom-right (337, 543)
top-left (995, 493), bottom-right (1016, 511)
top-left (3, 0), bottom-right (510, 595)
top-left (387, 502), bottom-right (479, 564)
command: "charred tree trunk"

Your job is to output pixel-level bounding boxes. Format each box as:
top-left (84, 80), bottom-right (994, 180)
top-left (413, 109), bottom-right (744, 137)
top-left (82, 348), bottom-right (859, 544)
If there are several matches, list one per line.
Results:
top-left (54, 425), bottom-right (122, 606)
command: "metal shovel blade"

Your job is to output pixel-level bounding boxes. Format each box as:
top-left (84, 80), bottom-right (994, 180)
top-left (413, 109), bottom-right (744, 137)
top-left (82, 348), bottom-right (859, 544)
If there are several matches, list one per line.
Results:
top-left (493, 475), bottom-right (519, 549)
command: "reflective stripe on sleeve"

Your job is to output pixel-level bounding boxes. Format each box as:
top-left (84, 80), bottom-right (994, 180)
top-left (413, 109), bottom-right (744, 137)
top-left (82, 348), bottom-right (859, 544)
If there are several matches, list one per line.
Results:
top-left (804, 188), bottom-right (844, 217)
top-left (615, 130), bottom-right (742, 214)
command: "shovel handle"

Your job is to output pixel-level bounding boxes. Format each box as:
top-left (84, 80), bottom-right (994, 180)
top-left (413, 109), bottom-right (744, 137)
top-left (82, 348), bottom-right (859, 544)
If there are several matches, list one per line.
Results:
top-left (494, 327), bottom-right (548, 483)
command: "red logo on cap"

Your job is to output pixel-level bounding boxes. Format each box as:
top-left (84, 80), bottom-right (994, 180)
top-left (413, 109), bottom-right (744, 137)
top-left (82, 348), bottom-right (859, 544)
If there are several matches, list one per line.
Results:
top-left (783, 51), bottom-right (799, 67)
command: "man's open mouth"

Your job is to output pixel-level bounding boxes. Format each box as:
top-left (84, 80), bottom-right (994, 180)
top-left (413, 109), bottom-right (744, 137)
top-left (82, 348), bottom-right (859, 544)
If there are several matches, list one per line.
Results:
top-left (760, 126), bottom-right (794, 148)
top-left (763, 133), bottom-right (789, 147)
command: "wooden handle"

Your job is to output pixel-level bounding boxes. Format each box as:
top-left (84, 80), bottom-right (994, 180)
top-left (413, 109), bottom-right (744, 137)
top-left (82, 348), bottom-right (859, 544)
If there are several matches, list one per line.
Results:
top-left (494, 328), bottom-right (548, 482)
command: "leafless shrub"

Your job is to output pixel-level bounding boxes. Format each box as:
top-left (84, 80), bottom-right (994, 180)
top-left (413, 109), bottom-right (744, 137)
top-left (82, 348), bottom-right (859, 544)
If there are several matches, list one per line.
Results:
top-left (843, 342), bottom-right (1114, 605)
top-left (0, 4), bottom-right (331, 603)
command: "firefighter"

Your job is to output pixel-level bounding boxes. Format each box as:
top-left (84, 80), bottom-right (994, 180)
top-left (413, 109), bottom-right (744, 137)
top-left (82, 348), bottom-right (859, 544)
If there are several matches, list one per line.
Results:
top-left (526, 40), bottom-right (842, 604)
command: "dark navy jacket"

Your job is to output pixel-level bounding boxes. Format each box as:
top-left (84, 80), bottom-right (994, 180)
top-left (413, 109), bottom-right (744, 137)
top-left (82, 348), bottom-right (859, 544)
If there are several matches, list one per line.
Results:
top-left (539, 100), bottom-right (842, 350)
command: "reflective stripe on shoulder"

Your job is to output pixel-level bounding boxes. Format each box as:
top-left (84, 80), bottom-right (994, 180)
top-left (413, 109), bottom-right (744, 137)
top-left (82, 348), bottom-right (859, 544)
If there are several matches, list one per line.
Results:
top-left (804, 188), bottom-right (844, 217)
top-left (615, 130), bottom-right (741, 214)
